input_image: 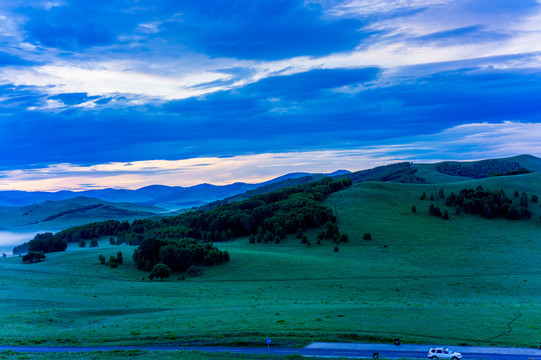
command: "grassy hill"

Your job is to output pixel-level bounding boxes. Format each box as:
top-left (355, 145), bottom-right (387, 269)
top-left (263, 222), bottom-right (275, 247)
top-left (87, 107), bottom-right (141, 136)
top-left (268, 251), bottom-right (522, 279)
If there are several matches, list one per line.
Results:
top-left (1, 168), bottom-right (541, 349)
top-left (0, 196), bottom-right (165, 231)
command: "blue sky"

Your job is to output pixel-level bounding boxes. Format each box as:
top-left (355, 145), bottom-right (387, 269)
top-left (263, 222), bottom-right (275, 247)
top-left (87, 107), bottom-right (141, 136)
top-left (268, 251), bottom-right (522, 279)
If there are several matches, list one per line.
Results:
top-left (1, 0), bottom-right (541, 191)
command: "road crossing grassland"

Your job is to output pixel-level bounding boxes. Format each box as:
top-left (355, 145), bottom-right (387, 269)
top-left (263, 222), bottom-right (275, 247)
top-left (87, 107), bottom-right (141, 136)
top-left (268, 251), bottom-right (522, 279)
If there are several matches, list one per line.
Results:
top-left (1, 176), bottom-right (541, 348)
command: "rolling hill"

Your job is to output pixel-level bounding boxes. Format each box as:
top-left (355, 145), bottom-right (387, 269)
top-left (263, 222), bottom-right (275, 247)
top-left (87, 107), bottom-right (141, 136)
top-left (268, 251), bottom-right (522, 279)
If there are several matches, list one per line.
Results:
top-left (0, 196), bottom-right (165, 231)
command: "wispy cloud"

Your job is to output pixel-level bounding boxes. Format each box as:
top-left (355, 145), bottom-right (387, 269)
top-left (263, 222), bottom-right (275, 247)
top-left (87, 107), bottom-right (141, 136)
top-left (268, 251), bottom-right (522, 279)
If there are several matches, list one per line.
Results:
top-left (0, 121), bottom-right (539, 192)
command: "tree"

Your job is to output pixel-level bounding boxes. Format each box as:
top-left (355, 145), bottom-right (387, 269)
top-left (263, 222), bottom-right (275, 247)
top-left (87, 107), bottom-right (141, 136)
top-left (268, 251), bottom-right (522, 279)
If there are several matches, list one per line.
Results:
top-left (79, 239), bottom-right (86, 248)
top-left (363, 233), bottom-right (372, 240)
top-left (90, 238), bottom-right (98, 248)
top-left (109, 256), bottom-right (118, 268)
top-left (149, 263), bottom-right (171, 281)
top-left (98, 254), bottom-right (105, 265)
top-left (411, 205), bottom-right (416, 213)
top-left (116, 251), bottom-right (123, 265)
top-left (22, 251), bottom-right (45, 263)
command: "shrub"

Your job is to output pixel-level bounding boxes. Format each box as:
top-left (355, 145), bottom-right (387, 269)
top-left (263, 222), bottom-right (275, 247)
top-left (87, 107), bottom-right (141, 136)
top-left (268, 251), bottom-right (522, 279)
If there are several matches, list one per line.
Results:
top-left (363, 233), bottom-right (372, 240)
top-left (187, 265), bottom-right (202, 276)
top-left (340, 234), bottom-right (349, 242)
top-left (411, 205), bottom-right (416, 213)
top-left (334, 246), bottom-right (339, 252)
top-left (78, 239), bottom-right (86, 248)
top-left (98, 254), bottom-right (105, 265)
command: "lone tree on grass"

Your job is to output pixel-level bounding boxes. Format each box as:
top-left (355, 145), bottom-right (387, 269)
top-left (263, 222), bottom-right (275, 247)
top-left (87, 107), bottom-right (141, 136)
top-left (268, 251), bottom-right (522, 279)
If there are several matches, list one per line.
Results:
top-left (149, 263), bottom-right (171, 281)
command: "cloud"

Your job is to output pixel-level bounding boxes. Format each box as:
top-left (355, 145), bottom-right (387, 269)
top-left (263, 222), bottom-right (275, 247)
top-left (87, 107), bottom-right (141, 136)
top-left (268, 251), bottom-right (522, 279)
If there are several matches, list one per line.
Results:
top-left (0, 121), bottom-right (539, 192)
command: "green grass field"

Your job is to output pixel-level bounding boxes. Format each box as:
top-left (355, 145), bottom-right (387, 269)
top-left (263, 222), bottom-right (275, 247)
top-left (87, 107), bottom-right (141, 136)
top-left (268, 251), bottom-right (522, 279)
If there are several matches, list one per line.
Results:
top-left (1, 171), bottom-right (541, 350)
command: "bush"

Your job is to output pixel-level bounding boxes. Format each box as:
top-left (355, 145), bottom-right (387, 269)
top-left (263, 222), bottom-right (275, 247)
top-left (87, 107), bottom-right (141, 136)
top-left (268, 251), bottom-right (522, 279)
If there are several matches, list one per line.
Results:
top-left (363, 233), bottom-right (372, 240)
top-left (187, 265), bottom-right (202, 276)
top-left (334, 246), bottom-right (339, 252)
top-left (78, 239), bottom-right (86, 248)
top-left (98, 254), bottom-right (105, 265)
top-left (340, 234), bottom-right (349, 242)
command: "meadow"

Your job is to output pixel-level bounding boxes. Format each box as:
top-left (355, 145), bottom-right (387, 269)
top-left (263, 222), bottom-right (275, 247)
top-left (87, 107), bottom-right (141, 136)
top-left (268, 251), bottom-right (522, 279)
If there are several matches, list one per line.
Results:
top-left (1, 172), bottom-right (541, 350)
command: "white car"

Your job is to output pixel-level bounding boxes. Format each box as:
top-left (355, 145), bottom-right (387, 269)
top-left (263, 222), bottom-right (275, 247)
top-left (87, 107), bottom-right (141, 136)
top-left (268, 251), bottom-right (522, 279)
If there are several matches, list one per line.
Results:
top-left (427, 347), bottom-right (462, 359)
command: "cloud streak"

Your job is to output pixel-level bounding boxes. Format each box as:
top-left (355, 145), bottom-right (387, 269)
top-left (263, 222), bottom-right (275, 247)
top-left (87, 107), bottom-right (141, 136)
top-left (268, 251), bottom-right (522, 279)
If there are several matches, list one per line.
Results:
top-left (0, 121), bottom-right (539, 192)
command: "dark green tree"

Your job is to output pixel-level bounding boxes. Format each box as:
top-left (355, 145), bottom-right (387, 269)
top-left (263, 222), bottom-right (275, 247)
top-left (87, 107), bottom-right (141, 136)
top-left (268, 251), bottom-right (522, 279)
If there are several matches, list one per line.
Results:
top-left (22, 251), bottom-right (45, 263)
top-left (116, 251), bottom-right (123, 265)
top-left (149, 263), bottom-right (171, 281)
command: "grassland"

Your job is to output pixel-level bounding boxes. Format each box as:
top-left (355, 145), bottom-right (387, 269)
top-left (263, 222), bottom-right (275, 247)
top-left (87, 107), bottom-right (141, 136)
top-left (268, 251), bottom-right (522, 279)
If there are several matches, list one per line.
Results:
top-left (1, 171), bottom-right (541, 350)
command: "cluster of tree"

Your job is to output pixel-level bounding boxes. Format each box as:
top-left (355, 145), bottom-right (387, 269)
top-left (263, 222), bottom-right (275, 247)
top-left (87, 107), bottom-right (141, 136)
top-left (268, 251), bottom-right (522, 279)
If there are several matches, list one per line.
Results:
top-left (98, 251), bottom-right (123, 268)
top-left (79, 238), bottom-right (99, 248)
top-left (442, 186), bottom-right (533, 220)
top-left (14, 177), bottom-right (351, 272)
top-left (346, 162), bottom-right (426, 184)
top-left (133, 237), bottom-right (229, 272)
top-left (13, 232), bottom-right (67, 255)
top-left (428, 204), bottom-right (449, 219)
top-left (436, 160), bottom-right (530, 179)
top-left (22, 251), bottom-right (45, 263)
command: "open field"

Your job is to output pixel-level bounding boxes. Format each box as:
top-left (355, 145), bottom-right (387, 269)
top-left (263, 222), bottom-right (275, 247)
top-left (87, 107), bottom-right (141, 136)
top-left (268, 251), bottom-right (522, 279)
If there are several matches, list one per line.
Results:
top-left (1, 173), bottom-right (541, 349)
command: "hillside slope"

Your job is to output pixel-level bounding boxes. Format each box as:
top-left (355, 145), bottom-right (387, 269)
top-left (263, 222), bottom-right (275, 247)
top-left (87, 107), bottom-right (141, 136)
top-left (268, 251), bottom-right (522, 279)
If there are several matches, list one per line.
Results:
top-left (0, 197), bottom-right (165, 231)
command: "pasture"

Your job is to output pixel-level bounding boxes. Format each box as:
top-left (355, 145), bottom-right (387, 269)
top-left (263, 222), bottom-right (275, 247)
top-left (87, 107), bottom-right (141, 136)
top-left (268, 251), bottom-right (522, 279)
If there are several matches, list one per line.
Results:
top-left (1, 174), bottom-right (541, 349)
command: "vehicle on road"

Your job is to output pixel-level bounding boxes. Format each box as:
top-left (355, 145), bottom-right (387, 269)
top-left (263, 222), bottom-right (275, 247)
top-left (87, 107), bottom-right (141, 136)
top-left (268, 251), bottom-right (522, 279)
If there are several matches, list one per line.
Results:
top-left (427, 347), bottom-right (462, 359)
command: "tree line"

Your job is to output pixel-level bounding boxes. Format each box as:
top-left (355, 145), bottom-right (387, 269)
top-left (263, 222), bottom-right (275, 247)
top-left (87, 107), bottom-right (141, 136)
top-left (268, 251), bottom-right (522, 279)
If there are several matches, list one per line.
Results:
top-left (422, 186), bottom-right (537, 220)
top-left (14, 177), bottom-right (352, 273)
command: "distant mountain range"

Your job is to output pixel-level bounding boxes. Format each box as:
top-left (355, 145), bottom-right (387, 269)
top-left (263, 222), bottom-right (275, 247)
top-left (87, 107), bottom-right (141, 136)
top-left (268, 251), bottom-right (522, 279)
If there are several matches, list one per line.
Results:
top-left (0, 170), bottom-right (351, 210)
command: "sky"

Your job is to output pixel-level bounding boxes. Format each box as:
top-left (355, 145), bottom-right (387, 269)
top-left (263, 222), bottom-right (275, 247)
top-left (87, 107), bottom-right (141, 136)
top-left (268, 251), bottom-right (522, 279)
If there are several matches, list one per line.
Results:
top-left (1, 0), bottom-right (541, 191)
